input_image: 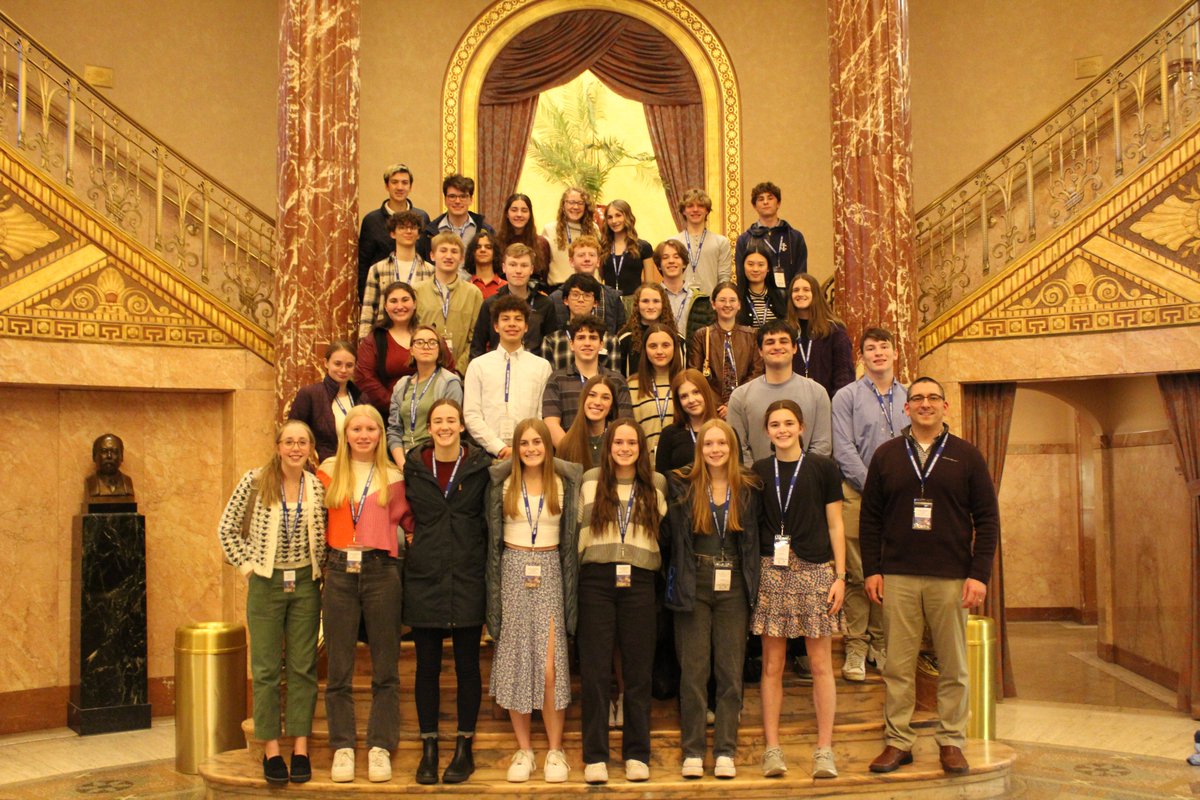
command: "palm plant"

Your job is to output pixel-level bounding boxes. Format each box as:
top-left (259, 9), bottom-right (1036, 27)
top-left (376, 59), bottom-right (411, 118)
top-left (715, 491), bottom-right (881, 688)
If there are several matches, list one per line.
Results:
top-left (526, 77), bottom-right (661, 201)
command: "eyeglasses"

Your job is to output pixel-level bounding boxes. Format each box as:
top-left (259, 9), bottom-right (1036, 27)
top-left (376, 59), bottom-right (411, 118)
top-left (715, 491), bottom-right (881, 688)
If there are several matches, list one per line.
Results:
top-left (564, 200), bottom-right (585, 207)
top-left (280, 439), bottom-right (311, 449)
top-left (566, 290), bottom-right (594, 301)
top-left (445, 192), bottom-right (471, 201)
top-left (908, 394), bottom-right (944, 405)
top-left (411, 338), bottom-right (440, 349)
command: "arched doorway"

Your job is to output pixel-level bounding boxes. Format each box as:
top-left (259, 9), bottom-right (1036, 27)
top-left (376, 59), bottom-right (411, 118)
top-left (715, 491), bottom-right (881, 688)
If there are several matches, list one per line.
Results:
top-left (441, 0), bottom-right (742, 235)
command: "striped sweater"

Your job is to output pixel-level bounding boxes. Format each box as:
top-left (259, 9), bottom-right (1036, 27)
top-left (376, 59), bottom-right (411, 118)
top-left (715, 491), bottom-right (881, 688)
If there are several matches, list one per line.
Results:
top-left (218, 469), bottom-right (327, 579)
top-left (577, 469), bottom-right (667, 571)
top-left (317, 459), bottom-right (413, 557)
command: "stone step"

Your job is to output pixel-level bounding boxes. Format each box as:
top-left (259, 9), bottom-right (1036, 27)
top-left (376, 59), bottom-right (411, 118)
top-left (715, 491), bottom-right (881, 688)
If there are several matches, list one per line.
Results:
top-left (200, 737), bottom-right (1014, 799)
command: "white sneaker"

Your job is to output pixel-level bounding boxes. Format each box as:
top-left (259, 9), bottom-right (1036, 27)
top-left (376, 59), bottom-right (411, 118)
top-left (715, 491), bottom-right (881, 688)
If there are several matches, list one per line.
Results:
top-left (842, 651), bottom-right (867, 681)
top-left (330, 747), bottom-right (355, 782)
top-left (506, 749), bottom-right (534, 783)
top-left (705, 708), bottom-right (716, 725)
top-left (367, 746), bottom-right (391, 782)
top-left (584, 762), bottom-right (609, 784)
top-left (869, 644), bottom-right (887, 671)
top-left (625, 759), bottom-right (649, 781)
top-left (812, 746), bottom-right (838, 778)
top-left (681, 757), bottom-right (704, 779)
top-left (714, 755), bottom-right (736, 779)
top-left (761, 747), bottom-right (787, 777)
top-left (543, 750), bottom-right (570, 783)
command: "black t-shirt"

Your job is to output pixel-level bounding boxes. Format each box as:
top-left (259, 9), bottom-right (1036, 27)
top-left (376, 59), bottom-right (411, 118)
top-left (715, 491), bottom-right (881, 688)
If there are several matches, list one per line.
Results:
top-left (753, 453), bottom-right (843, 562)
top-left (602, 239), bottom-right (654, 296)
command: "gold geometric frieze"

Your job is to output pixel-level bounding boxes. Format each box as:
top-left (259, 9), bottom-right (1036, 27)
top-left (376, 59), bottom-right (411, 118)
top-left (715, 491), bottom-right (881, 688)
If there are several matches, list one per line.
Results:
top-left (0, 141), bottom-right (270, 359)
top-left (920, 123), bottom-right (1200, 354)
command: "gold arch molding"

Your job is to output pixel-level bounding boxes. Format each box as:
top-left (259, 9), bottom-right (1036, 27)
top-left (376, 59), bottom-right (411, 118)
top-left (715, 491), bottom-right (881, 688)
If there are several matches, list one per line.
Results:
top-left (442, 0), bottom-right (743, 235)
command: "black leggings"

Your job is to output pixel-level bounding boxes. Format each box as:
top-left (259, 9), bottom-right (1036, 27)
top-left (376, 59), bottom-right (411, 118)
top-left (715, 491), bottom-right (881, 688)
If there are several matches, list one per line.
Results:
top-left (411, 626), bottom-right (483, 735)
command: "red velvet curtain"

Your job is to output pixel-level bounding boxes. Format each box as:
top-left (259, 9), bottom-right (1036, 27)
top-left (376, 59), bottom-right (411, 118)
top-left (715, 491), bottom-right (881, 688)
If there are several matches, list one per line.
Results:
top-left (477, 10), bottom-right (704, 227)
top-left (1157, 373), bottom-right (1200, 718)
top-left (961, 382), bottom-right (1018, 699)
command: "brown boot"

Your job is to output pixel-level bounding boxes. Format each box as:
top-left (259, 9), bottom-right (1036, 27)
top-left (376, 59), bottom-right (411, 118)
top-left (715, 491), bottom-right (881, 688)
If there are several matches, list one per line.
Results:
top-left (939, 745), bottom-right (969, 774)
top-left (869, 745), bottom-right (913, 773)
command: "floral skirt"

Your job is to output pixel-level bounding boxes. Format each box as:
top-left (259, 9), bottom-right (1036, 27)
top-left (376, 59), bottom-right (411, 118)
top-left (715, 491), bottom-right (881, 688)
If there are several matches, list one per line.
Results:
top-left (751, 551), bottom-right (845, 639)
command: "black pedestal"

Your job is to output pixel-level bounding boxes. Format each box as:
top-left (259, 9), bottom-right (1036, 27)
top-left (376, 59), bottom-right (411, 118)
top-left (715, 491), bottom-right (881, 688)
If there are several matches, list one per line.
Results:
top-left (69, 512), bottom-right (151, 735)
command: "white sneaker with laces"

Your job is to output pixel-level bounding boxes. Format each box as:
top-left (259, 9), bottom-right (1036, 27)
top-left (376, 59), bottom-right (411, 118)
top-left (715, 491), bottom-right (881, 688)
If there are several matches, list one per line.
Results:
top-left (367, 746), bottom-right (391, 782)
top-left (506, 749), bottom-right (534, 782)
top-left (681, 757), bottom-right (704, 778)
top-left (714, 755), bottom-right (736, 778)
top-left (543, 750), bottom-right (570, 783)
top-left (584, 762), bottom-right (609, 784)
top-left (625, 759), bottom-right (649, 781)
top-left (330, 748), bottom-right (355, 782)
top-left (761, 747), bottom-right (787, 777)
top-left (842, 650), bottom-right (867, 681)
top-left (812, 746), bottom-right (838, 778)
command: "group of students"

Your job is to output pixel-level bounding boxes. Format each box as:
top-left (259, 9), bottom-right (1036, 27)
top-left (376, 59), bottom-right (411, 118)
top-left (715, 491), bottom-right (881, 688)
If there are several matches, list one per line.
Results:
top-left (218, 169), bottom-right (919, 787)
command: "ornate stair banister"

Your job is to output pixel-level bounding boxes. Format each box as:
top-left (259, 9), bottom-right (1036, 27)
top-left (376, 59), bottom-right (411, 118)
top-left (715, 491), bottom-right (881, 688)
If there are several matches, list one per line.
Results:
top-left (0, 11), bottom-right (276, 332)
top-left (914, 1), bottom-right (1200, 331)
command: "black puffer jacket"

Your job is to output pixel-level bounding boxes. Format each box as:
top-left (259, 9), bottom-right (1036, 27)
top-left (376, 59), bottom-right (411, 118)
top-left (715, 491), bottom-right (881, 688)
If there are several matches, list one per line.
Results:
top-left (484, 458), bottom-right (583, 640)
top-left (402, 443), bottom-right (493, 628)
top-left (663, 473), bottom-right (761, 612)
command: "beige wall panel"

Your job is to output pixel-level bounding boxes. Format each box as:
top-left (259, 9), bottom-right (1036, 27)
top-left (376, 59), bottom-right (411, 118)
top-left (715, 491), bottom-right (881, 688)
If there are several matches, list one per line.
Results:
top-left (999, 451), bottom-right (1081, 609)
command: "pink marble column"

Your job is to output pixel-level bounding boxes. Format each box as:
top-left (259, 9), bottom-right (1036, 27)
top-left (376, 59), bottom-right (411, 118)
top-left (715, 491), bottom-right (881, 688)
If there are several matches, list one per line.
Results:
top-left (274, 0), bottom-right (360, 416)
top-left (828, 0), bottom-right (918, 379)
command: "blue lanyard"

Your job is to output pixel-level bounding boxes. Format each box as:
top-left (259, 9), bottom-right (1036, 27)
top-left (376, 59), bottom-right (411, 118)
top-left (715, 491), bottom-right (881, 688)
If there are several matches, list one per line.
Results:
top-left (687, 425), bottom-right (697, 445)
top-left (438, 446), bottom-right (465, 498)
top-left (616, 485), bottom-right (637, 545)
top-left (684, 229), bottom-right (706, 271)
top-left (521, 480), bottom-right (544, 548)
top-left (674, 292), bottom-right (688, 325)
top-left (449, 220), bottom-right (470, 240)
top-left (334, 393), bottom-right (351, 416)
top-left (870, 382), bottom-right (896, 436)
top-left (408, 373), bottom-right (435, 429)
top-left (435, 279), bottom-right (452, 322)
top-left (905, 433), bottom-right (948, 497)
top-left (708, 484), bottom-right (730, 551)
top-left (748, 293), bottom-right (766, 326)
top-left (349, 465), bottom-right (375, 528)
top-left (280, 474), bottom-right (305, 539)
top-left (392, 254), bottom-right (422, 285)
top-left (566, 224), bottom-right (575, 245)
top-left (723, 333), bottom-right (737, 376)
top-left (796, 336), bottom-right (814, 375)
top-left (651, 382), bottom-right (671, 426)
top-left (773, 455), bottom-right (803, 538)
top-left (612, 252), bottom-right (627, 283)
top-left (504, 354), bottom-right (512, 404)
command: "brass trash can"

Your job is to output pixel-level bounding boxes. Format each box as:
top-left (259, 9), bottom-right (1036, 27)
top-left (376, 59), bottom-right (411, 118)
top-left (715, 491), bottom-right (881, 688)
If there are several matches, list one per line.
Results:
top-left (966, 614), bottom-right (996, 740)
top-left (175, 622), bottom-right (246, 773)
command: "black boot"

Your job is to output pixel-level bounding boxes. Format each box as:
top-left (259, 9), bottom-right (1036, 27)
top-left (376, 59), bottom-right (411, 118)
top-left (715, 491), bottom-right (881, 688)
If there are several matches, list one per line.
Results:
top-left (415, 737), bottom-right (439, 785)
top-left (442, 735), bottom-right (475, 783)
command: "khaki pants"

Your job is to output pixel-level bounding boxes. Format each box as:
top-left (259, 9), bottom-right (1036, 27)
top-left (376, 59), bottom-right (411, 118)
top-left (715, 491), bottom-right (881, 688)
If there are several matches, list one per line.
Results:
top-left (841, 481), bottom-right (884, 659)
top-left (881, 574), bottom-right (968, 750)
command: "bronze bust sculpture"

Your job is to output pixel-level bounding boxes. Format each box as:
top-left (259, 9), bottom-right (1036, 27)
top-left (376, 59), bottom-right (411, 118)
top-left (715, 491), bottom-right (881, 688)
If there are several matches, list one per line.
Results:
top-left (85, 433), bottom-right (135, 503)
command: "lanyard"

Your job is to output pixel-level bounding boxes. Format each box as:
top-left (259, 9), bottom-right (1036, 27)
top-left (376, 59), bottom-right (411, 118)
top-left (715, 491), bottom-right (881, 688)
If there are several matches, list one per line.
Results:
top-left (687, 425), bottom-right (697, 445)
top-left (708, 484), bottom-right (730, 552)
top-left (566, 223), bottom-right (576, 245)
top-left (449, 219), bottom-right (470, 240)
top-left (773, 455), bottom-right (803, 538)
top-left (435, 279), bottom-right (452, 323)
top-left (723, 334), bottom-right (737, 376)
top-left (280, 474), bottom-right (305, 539)
top-left (796, 337), bottom-right (814, 375)
top-left (392, 254), bottom-right (422, 285)
top-left (616, 485), bottom-right (637, 546)
top-left (650, 382), bottom-right (671, 426)
top-left (684, 229), bottom-right (706, 271)
top-left (437, 446), bottom-right (466, 498)
top-left (349, 464), bottom-right (375, 529)
top-left (763, 232), bottom-right (787, 256)
top-left (334, 393), bottom-right (351, 416)
top-left (504, 354), bottom-right (512, 405)
top-left (408, 373), bottom-right (435, 429)
top-left (521, 480), bottom-right (544, 548)
top-left (612, 252), bottom-right (627, 284)
top-left (674, 292), bottom-right (688, 325)
top-left (748, 293), bottom-right (766, 326)
top-left (905, 432), bottom-right (948, 497)
top-left (870, 382), bottom-right (896, 436)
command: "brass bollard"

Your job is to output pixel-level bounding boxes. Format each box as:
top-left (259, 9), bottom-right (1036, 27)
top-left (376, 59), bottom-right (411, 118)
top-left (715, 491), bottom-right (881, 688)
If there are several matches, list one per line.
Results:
top-left (966, 614), bottom-right (996, 740)
top-left (175, 622), bottom-right (247, 773)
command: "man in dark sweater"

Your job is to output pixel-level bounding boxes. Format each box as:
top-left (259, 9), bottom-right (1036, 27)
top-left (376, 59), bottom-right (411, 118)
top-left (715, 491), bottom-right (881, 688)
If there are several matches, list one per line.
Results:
top-left (859, 376), bottom-right (999, 777)
top-left (357, 163), bottom-right (430, 301)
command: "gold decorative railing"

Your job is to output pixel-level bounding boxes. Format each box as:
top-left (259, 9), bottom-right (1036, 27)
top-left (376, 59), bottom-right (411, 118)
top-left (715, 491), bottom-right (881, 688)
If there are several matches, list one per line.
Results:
top-left (0, 11), bottom-right (276, 331)
top-left (914, 0), bottom-right (1200, 326)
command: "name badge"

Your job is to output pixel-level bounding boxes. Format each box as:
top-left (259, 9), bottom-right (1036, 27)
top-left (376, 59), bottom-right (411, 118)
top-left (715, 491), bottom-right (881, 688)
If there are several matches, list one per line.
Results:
top-left (913, 499), bottom-right (933, 531)
top-left (615, 563), bottom-right (632, 588)
top-left (346, 547), bottom-right (363, 574)
top-left (713, 566), bottom-right (732, 592)
top-left (282, 569), bottom-right (296, 593)
top-left (499, 415), bottom-right (515, 444)
top-left (774, 270), bottom-right (787, 288)
top-left (524, 563), bottom-right (542, 589)
top-left (773, 535), bottom-right (791, 568)
top-left (443, 331), bottom-right (453, 349)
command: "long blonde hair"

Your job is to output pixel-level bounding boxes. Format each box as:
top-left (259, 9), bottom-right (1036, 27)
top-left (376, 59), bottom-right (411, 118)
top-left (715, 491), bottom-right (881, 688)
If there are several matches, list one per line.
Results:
top-left (324, 406), bottom-right (392, 508)
top-left (258, 420), bottom-right (316, 503)
top-left (503, 419), bottom-right (562, 519)
top-left (600, 199), bottom-right (642, 260)
top-left (678, 419), bottom-right (760, 534)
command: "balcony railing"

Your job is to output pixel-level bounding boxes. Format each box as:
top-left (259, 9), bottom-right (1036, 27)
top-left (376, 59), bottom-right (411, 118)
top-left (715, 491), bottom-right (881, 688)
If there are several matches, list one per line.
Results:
top-left (0, 11), bottom-right (276, 332)
top-left (914, 1), bottom-right (1200, 327)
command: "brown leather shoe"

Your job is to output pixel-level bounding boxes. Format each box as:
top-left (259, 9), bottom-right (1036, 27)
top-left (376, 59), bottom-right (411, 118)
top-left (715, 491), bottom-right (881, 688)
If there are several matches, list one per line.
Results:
top-left (939, 745), bottom-right (969, 774)
top-left (869, 745), bottom-right (913, 773)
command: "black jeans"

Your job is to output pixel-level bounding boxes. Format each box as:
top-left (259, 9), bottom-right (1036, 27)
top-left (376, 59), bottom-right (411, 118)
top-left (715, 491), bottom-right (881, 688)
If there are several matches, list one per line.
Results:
top-left (411, 626), bottom-right (483, 736)
top-left (577, 563), bottom-right (656, 764)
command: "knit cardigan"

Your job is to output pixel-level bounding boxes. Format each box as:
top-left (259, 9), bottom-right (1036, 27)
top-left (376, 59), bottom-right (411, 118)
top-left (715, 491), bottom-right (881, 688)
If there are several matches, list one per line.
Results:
top-left (218, 469), bottom-right (327, 579)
